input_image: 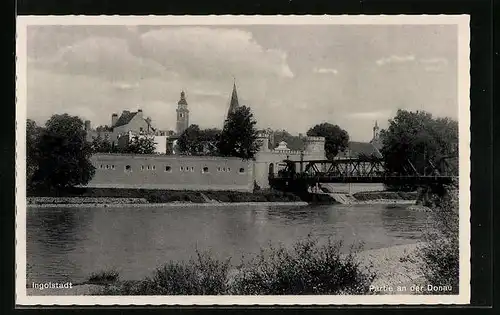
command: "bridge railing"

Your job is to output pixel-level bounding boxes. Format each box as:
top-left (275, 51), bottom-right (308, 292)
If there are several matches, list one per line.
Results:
top-left (275, 157), bottom-right (458, 179)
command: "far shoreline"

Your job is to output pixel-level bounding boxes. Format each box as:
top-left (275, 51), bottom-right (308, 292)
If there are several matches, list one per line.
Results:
top-left (27, 199), bottom-right (417, 208)
top-left (27, 201), bottom-right (309, 208)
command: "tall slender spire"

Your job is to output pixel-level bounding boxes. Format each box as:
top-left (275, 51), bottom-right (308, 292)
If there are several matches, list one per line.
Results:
top-left (227, 80), bottom-right (240, 118)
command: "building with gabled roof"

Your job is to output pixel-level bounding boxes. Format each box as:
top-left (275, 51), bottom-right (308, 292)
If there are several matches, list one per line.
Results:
top-left (111, 109), bottom-right (155, 136)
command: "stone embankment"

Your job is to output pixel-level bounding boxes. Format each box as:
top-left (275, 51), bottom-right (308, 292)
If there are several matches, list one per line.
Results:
top-left (27, 197), bottom-right (149, 205)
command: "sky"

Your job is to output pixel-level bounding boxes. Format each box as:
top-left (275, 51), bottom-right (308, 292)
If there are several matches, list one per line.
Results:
top-left (26, 24), bottom-right (458, 141)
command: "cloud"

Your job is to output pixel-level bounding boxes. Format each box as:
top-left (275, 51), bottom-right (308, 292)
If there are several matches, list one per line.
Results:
top-left (112, 81), bottom-right (140, 91)
top-left (420, 57), bottom-right (449, 72)
top-left (313, 67), bottom-right (338, 75)
top-left (138, 27), bottom-right (294, 79)
top-left (33, 36), bottom-right (169, 81)
top-left (376, 54), bottom-right (416, 66)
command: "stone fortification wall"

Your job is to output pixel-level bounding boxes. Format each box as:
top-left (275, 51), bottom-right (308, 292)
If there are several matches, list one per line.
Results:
top-left (87, 154), bottom-right (254, 192)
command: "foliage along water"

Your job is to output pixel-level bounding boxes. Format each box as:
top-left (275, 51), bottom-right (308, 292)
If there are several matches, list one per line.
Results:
top-left (27, 203), bottom-right (436, 284)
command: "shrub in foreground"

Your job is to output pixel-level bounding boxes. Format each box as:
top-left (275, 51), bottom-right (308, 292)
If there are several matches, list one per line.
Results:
top-left (87, 269), bottom-right (119, 285)
top-left (232, 238), bottom-right (375, 295)
top-left (101, 251), bottom-right (231, 295)
top-left (97, 238), bottom-right (375, 295)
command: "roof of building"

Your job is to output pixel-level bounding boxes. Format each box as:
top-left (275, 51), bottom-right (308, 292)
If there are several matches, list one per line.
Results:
top-left (113, 111), bottom-right (138, 127)
top-left (337, 141), bottom-right (383, 158)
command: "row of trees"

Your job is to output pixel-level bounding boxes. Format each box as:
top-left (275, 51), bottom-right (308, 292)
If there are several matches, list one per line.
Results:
top-left (176, 106), bottom-right (351, 160)
top-left (177, 106), bottom-right (260, 159)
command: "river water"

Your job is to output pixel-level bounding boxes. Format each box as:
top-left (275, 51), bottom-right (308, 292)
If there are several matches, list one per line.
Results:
top-left (26, 203), bottom-right (434, 284)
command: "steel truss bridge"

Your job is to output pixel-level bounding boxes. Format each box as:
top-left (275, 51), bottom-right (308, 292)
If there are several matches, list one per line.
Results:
top-left (269, 156), bottom-right (458, 191)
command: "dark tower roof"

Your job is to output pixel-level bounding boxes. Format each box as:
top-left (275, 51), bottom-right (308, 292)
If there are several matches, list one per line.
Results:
top-left (178, 91), bottom-right (188, 106)
top-left (227, 82), bottom-right (240, 118)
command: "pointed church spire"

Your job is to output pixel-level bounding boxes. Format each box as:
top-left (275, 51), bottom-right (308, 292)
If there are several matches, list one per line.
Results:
top-left (226, 80), bottom-right (240, 120)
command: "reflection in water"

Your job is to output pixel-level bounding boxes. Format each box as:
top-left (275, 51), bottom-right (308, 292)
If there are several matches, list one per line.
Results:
top-left (27, 203), bottom-right (434, 283)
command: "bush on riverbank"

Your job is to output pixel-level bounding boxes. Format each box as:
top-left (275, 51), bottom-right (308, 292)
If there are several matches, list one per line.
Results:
top-left (86, 269), bottom-right (120, 285)
top-left (97, 237), bottom-right (375, 295)
top-left (232, 238), bottom-right (376, 295)
top-left (101, 251), bottom-right (232, 295)
top-left (416, 182), bottom-right (459, 294)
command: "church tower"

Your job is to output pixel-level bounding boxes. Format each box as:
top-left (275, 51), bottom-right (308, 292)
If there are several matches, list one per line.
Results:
top-left (176, 91), bottom-right (189, 135)
top-left (226, 81), bottom-right (240, 120)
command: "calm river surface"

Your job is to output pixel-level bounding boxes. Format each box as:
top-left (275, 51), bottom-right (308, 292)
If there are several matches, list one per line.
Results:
top-left (27, 203), bottom-right (434, 283)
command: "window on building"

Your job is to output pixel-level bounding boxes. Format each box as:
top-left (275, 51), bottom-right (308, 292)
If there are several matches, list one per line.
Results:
top-left (217, 167), bottom-right (221, 172)
top-left (152, 165), bottom-right (156, 170)
top-left (180, 166), bottom-right (184, 171)
top-left (227, 167), bottom-right (231, 172)
top-left (141, 165), bottom-right (144, 171)
top-left (165, 166), bottom-right (172, 172)
top-left (125, 165), bottom-right (132, 172)
top-left (239, 167), bottom-right (245, 174)
top-left (106, 165), bottom-right (109, 169)
top-left (111, 165), bottom-right (115, 170)
top-left (222, 167), bottom-right (226, 172)
top-left (202, 167), bottom-right (209, 173)
top-left (190, 166), bottom-right (194, 172)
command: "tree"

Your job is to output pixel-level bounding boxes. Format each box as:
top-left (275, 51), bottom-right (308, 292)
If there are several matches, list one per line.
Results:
top-left (200, 128), bottom-right (221, 155)
top-left (178, 125), bottom-right (221, 156)
top-left (217, 105), bottom-right (259, 160)
top-left (380, 110), bottom-right (458, 176)
top-left (122, 135), bottom-right (156, 154)
top-left (271, 129), bottom-right (305, 150)
top-left (32, 114), bottom-right (95, 189)
top-left (306, 123), bottom-right (349, 159)
top-left (90, 134), bottom-right (114, 153)
top-left (178, 124), bottom-right (203, 155)
top-left (26, 119), bottom-right (43, 187)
